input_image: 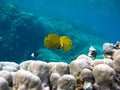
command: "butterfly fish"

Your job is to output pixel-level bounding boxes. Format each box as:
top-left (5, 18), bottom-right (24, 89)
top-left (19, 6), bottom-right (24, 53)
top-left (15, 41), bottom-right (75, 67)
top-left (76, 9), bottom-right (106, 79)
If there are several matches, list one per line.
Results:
top-left (44, 34), bottom-right (72, 52)
top-left (31, 34), bottom-right (72, 57)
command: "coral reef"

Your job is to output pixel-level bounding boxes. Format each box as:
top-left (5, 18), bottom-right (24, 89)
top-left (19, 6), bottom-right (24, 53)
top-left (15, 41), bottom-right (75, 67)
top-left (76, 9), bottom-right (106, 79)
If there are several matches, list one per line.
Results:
top-left (0, 41), bottom-right (119, 90)
top-left (0, 1), bottom-right (120, 90)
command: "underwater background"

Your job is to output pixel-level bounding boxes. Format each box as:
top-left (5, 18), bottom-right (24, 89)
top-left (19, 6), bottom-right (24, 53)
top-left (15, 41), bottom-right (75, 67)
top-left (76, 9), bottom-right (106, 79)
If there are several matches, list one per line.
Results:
top-left (0, 0), bottom-right (120, 63)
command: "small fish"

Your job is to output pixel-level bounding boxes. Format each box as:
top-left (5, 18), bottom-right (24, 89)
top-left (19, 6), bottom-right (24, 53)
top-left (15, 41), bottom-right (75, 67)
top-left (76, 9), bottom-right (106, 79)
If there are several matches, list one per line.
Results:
top-left (31, 52), bottom-right (39, 57)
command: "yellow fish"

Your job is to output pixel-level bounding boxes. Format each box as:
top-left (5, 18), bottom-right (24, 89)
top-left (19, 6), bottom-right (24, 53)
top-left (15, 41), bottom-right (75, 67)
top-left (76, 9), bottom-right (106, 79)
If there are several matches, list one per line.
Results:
top-left (44, 34), bottom-right (60, 49)
top-left (44, 34), bottom-right (72, 52)
top-left (60, 36), bottom-right (72, 52)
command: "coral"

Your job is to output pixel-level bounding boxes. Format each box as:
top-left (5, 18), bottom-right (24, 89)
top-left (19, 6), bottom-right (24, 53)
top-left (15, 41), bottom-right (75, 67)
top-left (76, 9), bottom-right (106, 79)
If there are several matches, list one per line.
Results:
top-left (57, 74), bottom-right (76, 90)
top-left (69, 55), bottom-right (94, 90)
top-left (0, 62), bottom-right (19, 72)
top-left (113, 50), bottom-right (120, 60)
top-left (44, 34), bottom-right (60, 50)
top-left (0, 77), bottom-right (10, 90)
top-left (69, 59), bottom-right (91, 77)
top-left (70, 54), bottom-right (92, 77)
top-left (90, 58), bottom-right (113, 69)
top-left (76, 54), bottom-right (93, 61)
top-left (20, 60), bottom-right (34, 70)
top-left (49, 62), bottom-right (69, 89)
top-left (80, 69), bottom-right (93, 82)
top-left (0, 71), bottom-right (13, 88)
top-left (103, 42), bottom-right (114, 59)
top-left (113, 55), bottom-right (120, 88)
top-left (13, 70), bottom-right (42, 90)
top-left (88, 46), bottom-right (97, 59)
top-left (50, 73), bottom-right (61, 90)
top-left (0, 2), bottom-right (119, 87)
top-left (80, 69), bottom-right (94, 90)
top-left (113, 55), bottom-right (120, 72)
top-left (49, 62), bottom-right (69, 76)
top-left (93, 64), bottom-right (116, 89)
top-left (75, 76), bottom-right (83, 90)
top-left (60, 36), bottom-right (72, 52)
top-left (28, 61), bottom-right (50, 89)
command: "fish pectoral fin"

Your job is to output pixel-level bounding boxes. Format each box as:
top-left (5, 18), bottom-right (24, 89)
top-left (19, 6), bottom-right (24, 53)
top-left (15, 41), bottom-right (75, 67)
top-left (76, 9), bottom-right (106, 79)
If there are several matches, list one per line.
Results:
top-left (60, 40), bottom-right (63, 47)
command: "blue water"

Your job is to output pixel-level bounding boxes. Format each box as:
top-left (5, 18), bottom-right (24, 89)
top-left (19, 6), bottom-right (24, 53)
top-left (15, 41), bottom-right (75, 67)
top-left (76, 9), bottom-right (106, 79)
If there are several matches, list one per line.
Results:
top-left (0, 0), bottom-right (120, 63)
top-left (6, 0), bottom-right (120, 43)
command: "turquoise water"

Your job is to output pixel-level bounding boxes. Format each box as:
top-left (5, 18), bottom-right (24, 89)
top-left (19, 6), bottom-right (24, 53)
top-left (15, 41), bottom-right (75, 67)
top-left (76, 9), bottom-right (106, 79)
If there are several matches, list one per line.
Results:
top-left (0, 0), bottom-right (120, 63)
top-left (7, 0), bottom-right (120, 42)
